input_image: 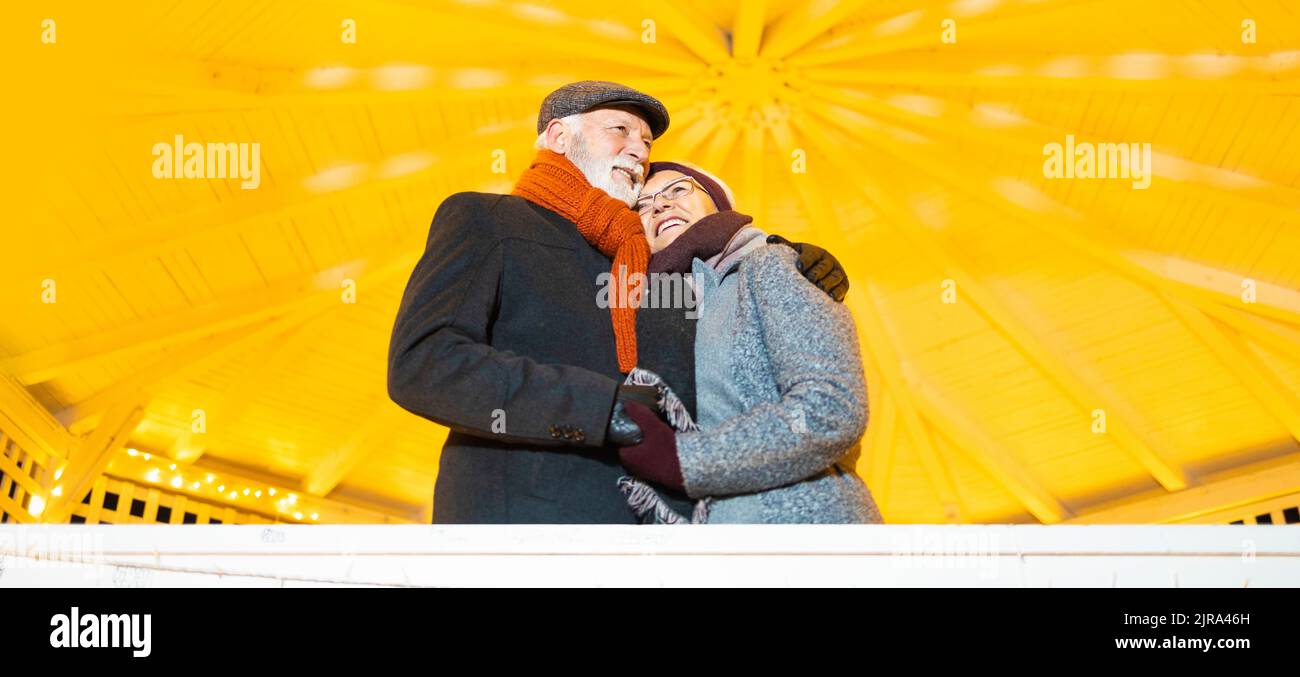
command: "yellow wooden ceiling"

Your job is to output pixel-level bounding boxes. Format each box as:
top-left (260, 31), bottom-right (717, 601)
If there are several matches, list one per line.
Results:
top-left (3, 0), bottom-right (1299, 524)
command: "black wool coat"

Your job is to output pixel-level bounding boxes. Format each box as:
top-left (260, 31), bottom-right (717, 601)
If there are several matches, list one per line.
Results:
top-left (388, 192), bottom-right (698, 523)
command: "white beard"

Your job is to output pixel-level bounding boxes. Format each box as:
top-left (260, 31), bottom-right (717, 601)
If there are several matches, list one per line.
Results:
top-left (567, 132), bottom-right (643, 208)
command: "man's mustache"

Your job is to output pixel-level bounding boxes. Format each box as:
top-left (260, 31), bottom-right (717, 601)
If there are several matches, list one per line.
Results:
top-left (608, 158), bottom-right (644, 183)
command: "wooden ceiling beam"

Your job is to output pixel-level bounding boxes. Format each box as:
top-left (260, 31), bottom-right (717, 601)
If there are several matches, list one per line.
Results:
top-left (54, 297), bottom-right (340, 431)
top-left (1127, 254), bottom-right (1300, 327)
top-left (1200, 305), bottom-right (1300, 360)
top-left (796, 95), bottom-right (1300, 450)
top-left (809, 64), bottom-right (1299, 96)
top-left (3, 119), bottom-right (533, 286)
top-left (803, 83), bottom-right (1300, 238)
top-left (1163, 294), bottom-right (1300, 444)
top-left (302, 401), bottom-right (415, 498)
top-left (1066, 457), bottom-right (1300, 524)
top-left (698, 123), bottom-right (742, 173)
top-left (904, 357), bottom-right (1074, 524)
top-left (759, 0), bottom-right (871, 60)
top-left (626, 0), bottom-right (731, 64)
top-left (865, 392), bottom-right (898, 514)
top-left (788, 0), bottom-right (1104, 67)
top-left (653, 111), bottom-right (720, 162)
top-left (795, 91), bottom-right (1300, 330)
top-left (169, 317), bottom-right (326, 464)
top-left (0, 370), bottom-right (73, 466)
top-left (374, 0), bottom-right (705, 74)
top-left (731, 0), bottom-right (768, 59)
top-left (771, 116), bottom-right (964, 519)
top-left (43, 398), bottom-right (146, 523)
top-left (4, 250), bottom-right (411, 385)
top-left (795, 110), bottom-right (1191, 492)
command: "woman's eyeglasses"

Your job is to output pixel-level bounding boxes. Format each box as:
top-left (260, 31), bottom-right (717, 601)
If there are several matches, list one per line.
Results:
top-left (635, 177), bottom-right (699, 215)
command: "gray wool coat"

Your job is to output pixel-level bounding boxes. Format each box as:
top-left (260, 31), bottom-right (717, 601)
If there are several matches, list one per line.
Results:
top-left (622, 228), bottom-right (884, 524)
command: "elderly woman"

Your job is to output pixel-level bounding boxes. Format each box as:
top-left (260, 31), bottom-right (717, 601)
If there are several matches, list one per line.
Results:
top-left (615, 161), bottom-right (884, 524)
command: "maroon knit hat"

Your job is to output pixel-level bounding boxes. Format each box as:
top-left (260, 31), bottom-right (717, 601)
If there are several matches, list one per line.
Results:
top-left (646, 162), bottom-right (733, 211)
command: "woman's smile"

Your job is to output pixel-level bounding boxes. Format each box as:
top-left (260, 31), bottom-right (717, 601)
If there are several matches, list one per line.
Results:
top-left (655, 214), bottom-right (690, 236)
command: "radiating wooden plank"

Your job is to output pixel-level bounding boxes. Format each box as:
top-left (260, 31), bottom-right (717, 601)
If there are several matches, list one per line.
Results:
top-left (732, 0), bottom-right (767, 58)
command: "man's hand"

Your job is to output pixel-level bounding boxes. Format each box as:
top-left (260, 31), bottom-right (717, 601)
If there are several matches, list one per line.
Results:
top-left (766, 234), bottom-right (849, 302)
top-left (607, 384), bottom-right (659, 446)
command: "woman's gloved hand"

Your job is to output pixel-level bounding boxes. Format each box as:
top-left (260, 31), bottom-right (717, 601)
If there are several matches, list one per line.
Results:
top-left (766, 234), bottom-right (849, 302)
top-left (616, 401), bottom-right (686, 493)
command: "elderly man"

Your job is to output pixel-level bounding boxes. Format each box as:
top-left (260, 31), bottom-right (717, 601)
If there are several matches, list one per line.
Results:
top-left (388, 81), bottom-right (850, 523)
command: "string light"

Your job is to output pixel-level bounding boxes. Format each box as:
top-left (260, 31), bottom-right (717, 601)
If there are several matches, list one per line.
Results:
top-left (114, 448), bottom-right (320, 522)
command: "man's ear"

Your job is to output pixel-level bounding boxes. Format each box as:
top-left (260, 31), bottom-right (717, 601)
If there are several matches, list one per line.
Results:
top-left (544, 119), bottom-right (570, 153)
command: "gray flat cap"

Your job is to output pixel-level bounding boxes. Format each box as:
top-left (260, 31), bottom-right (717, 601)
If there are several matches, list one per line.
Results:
top-left (536, 80), bottom-right (670, 139)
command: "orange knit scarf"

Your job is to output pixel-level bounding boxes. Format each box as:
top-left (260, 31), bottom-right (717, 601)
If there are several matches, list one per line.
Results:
top-left (511, 149), bottom-right (649, 373)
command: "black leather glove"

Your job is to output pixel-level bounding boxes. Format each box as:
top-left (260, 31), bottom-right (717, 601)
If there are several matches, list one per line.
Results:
top-left (767, 234), bottom-right (849, 302)
top-left (607, 385), bottom-right (659, 446)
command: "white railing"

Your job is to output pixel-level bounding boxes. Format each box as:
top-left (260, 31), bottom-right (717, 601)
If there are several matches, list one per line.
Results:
top-left (2, 524), bottom-right (1297, 587)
